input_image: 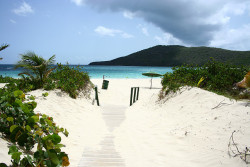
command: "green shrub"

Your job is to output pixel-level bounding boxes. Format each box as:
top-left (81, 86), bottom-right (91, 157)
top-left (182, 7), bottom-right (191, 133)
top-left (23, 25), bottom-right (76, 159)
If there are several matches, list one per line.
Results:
top-left (161, 59), bottom-right (248, 99)
top-left (42, 92), bottom-right (49, 97)
top-left (0, 89), bottom-right (69, 166)
top-left (0, 75), bottom-right (16, 83)
top-left (49, 64), bottom-right (92, 98)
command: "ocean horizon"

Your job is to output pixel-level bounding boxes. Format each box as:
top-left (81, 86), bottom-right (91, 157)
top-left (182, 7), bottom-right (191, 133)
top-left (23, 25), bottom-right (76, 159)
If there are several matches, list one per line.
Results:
top-left (0, 64), bottom-right (172, 79)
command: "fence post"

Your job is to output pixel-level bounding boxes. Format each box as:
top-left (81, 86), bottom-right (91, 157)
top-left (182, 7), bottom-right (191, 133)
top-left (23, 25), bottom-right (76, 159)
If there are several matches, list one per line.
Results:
top-left (130, 87), bottom-right (133, 106)
top-left (136, 87), bottom-right (139, 100)
top-left (95, 86), bottom-right (100, 106)
top-left (133, 87), bottom-right (137, 103)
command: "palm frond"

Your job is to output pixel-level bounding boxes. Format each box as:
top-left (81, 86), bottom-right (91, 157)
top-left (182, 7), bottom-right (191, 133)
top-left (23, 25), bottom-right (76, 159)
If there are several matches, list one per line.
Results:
top-left (18, 72), bottom-right (35, 80)
top-left (47, 55), bottom-right (56, 64)
top-left (0, 44), bottom-right (9, 51)
top-left (16, 51), bottom-right (57, 87)
top-left (44, 67), bottom-right (56, 79)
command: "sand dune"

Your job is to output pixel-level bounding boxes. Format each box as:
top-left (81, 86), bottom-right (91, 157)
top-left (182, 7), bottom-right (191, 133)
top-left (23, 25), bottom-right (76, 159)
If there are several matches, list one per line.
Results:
top-left (0, 79), bottom-right (249, 167)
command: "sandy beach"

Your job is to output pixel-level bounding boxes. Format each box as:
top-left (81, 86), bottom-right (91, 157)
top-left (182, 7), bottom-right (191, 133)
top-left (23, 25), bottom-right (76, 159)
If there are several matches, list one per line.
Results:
top-left (0, 79), bottom-right (250, 167)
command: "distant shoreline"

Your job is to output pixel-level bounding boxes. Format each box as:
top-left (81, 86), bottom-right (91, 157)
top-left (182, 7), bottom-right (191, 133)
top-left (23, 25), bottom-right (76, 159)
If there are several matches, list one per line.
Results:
top-left (0, 65), bottom-right (172, 79)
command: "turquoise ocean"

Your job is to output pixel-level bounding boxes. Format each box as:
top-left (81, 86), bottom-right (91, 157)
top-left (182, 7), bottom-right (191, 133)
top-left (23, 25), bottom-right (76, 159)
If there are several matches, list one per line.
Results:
top-left (0, 64), bottom-right (172, 79)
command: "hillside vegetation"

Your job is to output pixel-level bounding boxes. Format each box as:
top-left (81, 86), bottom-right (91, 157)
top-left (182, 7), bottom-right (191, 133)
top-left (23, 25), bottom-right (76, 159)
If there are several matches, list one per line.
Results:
top-left (89, 45), bottom-right (250, 66)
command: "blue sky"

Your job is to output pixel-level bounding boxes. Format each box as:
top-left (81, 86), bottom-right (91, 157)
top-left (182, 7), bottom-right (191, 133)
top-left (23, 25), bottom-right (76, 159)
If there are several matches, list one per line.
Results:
top-left (1, 0), bottom-right (250, 64)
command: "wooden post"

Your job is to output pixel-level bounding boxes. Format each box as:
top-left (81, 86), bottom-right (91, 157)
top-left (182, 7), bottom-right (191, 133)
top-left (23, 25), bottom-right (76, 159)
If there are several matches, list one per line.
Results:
top-left (150, 78), bottom-right (152, 89)
top-left (133, 87), bottom-right (136, 103)
top-left (136, 87), bottom-right (139, 100)
top-left (130, 87), bottom-right (133, 106)
top-left (95, 86), bottom-right (100, 106)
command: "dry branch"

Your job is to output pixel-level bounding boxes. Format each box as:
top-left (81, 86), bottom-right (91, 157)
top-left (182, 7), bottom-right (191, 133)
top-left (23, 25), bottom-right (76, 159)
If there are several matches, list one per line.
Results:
top-left (228, 130), bottom-right (250, 164)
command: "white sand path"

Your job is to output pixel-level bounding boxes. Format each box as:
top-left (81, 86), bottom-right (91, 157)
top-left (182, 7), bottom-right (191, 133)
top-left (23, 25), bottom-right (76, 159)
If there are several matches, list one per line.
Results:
top-left (77, 79), bottom-right (155, 167)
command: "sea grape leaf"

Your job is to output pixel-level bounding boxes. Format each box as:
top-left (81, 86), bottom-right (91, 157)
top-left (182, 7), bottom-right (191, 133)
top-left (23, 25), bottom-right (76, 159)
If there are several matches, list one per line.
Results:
top-left (20, 155), bottom-right (33, 166)
top-left (64, 129), bottom-right (69, 137)
top-left (27, 101), bottom-right (37, 109)
top-left (11, 152), bottom-right (22, 162)
top-left (55, 144), bottom-right (64, 148)
top-left (34, 150), bottom-right (45, 159)
top-left (27, 117), bottom-right (35, 126)
top-left (31, 115), bottom-right (39, 123)
top-left (10, 126), bottom-right (23, 142)
top-left (35, 129), bottom-right (43, 136)
top-left (48, 149), bottom-right (59, 165)
top-left (29, 95), bottom-right (35, 100)
top-left (25, 125), bottom-right (31, 132)
top-left (13, 90), bottom-right (23, 98)
top-left (46, 119), bottom-right (52, 126)
top-left (8, 145), bottom-right (18, 154)
top-left (40, 118), bottom-right (45, 125)
top-left (51, 134), bottom-right (61, 145)
top-left (6, 117), bottom-right (14, 122)
top-left (45, 160), bottom-right (52, 167)
top-left (21, 105), bottom-right (30, 114)
top-left (14, 99), bottom-right (22, 107)
top-left (10, 125), bottom-right (18, 132)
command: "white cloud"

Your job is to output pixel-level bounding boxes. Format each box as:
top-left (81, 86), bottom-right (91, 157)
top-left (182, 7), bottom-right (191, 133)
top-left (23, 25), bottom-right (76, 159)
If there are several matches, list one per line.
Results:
top-left (95, 26), bottom-right (133, 38)
top-left (95, 26), bottom-right (121, 36)
top-left (137, 25), bottom-right (149, 36)
top-left (210, 24), bottom-right (250, 51)
top-left (13, 2), bottom-right (34, 16)
top-left (71, 0), bottom-right (85, 6)
top-left (121, 33), bottom-right (134, 38)
top-left (123, 10), bottom-right (136, 19)
top-left (154, 33), bottom-right (185, 46)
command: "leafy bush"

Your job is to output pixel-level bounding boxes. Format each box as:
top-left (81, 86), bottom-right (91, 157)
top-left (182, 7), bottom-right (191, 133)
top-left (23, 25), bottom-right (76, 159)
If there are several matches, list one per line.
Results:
top-left (48, 64), bottom-right (92, 98)
top-left (0, 89), bottom-right (69, 166)
top-left (161, 59), bottom-right (249, 99)
top-left (0, 75), bottom-right (16, 83)
top-left (0, 76), bottom-right (35, 94)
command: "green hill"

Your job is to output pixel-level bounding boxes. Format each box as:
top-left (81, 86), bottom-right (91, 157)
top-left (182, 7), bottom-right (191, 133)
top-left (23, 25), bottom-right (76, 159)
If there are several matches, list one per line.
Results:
top-left (89, 45), bottom-right (250, 66)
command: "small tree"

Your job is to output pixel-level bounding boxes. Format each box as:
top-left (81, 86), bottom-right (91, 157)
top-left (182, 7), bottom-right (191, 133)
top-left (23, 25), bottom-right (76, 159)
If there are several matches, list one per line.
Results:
top-left (15, 51), bottom-right (56, 87)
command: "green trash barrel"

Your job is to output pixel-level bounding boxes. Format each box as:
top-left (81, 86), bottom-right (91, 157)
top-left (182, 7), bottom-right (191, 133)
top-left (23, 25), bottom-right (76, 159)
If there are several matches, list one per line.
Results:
top-left (102, 80), bottom-right (109, 89)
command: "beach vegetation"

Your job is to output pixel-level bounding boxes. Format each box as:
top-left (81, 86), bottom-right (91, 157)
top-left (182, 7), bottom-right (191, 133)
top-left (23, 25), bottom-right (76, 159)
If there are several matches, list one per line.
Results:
top-left (0, 75), bottom-right (16, 83)
top-left (0, 89), bottom-right (69, 166)
top-left (47, 63), bottom-right (92, 98)
top-left (42, 92), bottom-right (49, 97)
top-left (15, 51), bottom-right (56, 88)
top-left (161, 59), bottom-right (249, 99)
top-left (1, 63), bottom-right (92, 99)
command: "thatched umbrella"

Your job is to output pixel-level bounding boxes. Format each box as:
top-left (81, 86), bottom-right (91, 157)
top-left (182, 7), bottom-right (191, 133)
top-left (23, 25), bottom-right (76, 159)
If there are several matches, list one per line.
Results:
top-left (142, 72), bottom-right (162, 89)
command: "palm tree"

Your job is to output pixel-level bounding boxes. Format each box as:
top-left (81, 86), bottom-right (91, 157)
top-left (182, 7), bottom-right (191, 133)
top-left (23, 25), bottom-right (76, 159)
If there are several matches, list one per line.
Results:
top-left (0, 43), bottom-right (9, 60)
top-left (15, 51), bottom-right (56, 87)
